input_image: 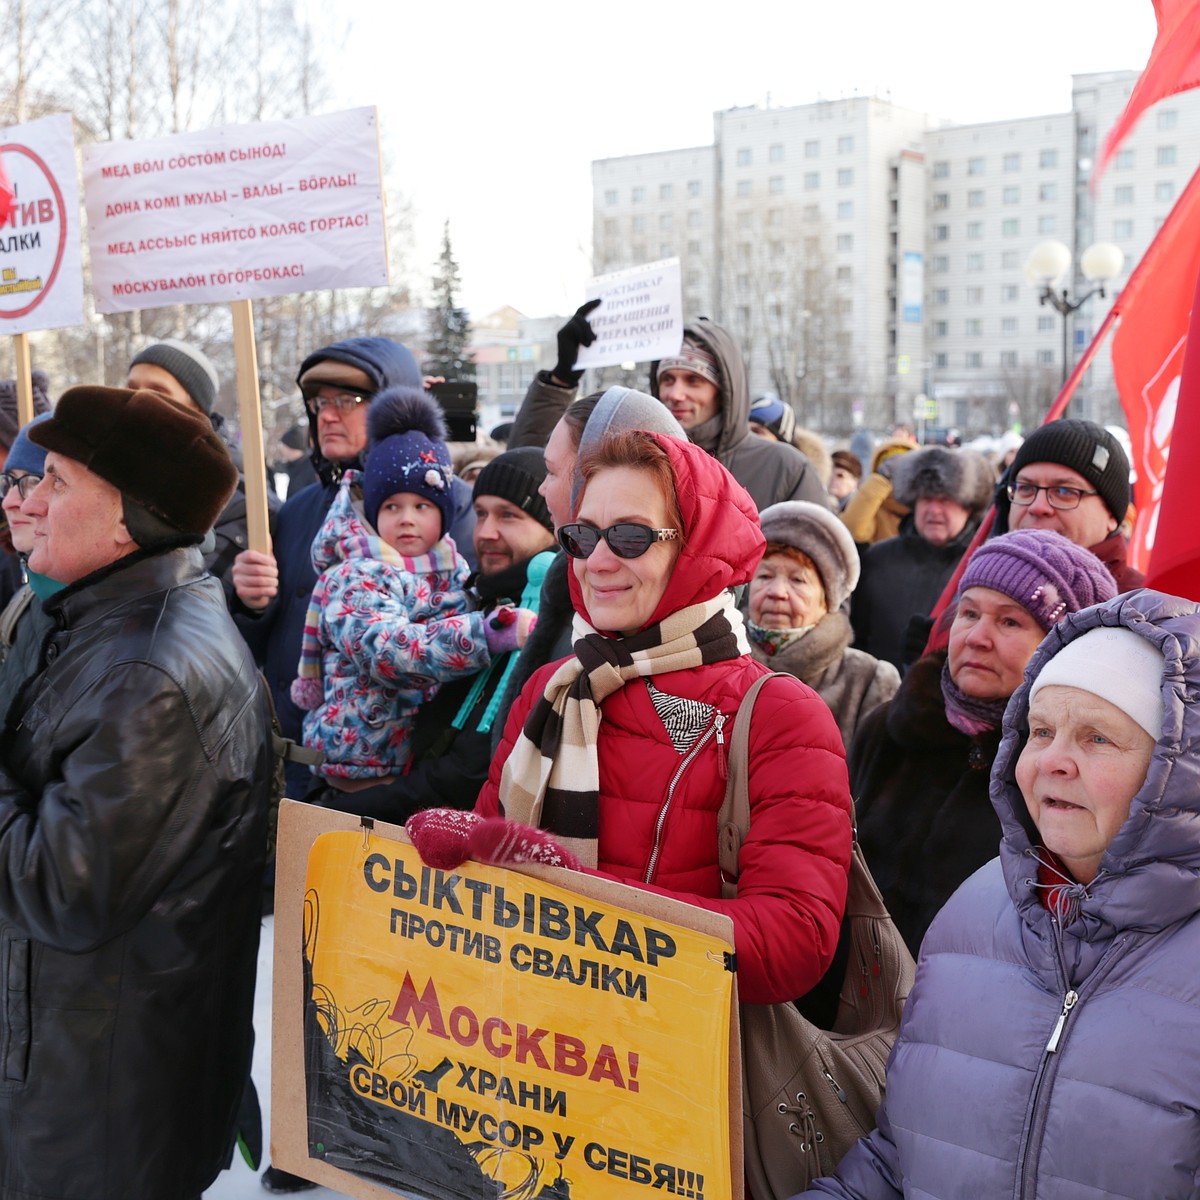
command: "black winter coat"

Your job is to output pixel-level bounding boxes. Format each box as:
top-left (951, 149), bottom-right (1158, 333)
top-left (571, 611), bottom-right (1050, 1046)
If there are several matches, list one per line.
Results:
top-left (0, 547), bottom-right (272, 1200)
top-left (849, 651), bottom-right (1003, 956)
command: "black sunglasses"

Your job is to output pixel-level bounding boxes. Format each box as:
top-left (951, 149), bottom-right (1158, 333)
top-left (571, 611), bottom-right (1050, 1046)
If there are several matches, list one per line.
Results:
top-left (558, 522), bottom-right (680, 560)
top-left (0, 472), bottom-right (41, 500)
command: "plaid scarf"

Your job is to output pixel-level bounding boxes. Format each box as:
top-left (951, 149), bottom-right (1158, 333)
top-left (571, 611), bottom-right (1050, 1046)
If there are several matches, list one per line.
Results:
top-left (498, 590), bottom-right (749, 868)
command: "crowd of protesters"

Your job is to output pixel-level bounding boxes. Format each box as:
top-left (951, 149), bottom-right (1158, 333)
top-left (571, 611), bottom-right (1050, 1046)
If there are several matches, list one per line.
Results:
top-left (0, 301), bottom-right (1197, 1200)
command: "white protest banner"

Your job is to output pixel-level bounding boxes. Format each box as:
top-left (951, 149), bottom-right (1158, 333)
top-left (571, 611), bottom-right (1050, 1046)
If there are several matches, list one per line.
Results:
top-left (573, 257), bottom-right (683, 369)
top-left (0, 113), bottom-right (84, 335)
top-left (83, 107), bottom-right (388, 313)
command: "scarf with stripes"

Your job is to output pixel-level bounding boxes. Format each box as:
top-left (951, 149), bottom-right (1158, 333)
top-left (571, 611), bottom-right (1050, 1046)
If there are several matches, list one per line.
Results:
top-left (498, 590), bottom-right (749, 867)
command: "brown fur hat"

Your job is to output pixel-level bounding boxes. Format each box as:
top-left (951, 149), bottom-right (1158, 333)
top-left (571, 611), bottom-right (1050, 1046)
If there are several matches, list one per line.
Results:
top-left (890, 445), bottom-right (995, 516)
top-left (30, 386), bottom-right (238, 535)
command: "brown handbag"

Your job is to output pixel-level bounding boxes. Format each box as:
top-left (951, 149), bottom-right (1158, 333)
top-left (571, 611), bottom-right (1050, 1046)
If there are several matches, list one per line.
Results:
top-left (719, 674), bottom-right (916, 1200)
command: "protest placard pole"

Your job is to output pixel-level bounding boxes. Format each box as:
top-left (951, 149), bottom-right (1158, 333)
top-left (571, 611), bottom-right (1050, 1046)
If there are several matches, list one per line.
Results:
top-left (230, 299), bottom-right (271, 554)
top-left (12, 333), bottom-right (34, 426)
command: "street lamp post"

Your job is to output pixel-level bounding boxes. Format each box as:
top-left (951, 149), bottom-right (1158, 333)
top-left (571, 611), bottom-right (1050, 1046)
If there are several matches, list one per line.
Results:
top-left (1024, 240), bottom-right (1125, 385)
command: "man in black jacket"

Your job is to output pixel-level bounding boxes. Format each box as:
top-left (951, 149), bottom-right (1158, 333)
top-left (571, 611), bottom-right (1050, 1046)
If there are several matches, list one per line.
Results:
top-left (0, 386), bottom-right (273, 1200)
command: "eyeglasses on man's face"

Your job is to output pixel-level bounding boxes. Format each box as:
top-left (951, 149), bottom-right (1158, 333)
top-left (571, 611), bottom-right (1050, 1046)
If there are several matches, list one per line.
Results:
top-left (313, 391), bottom-right (369, 415)
top-left (1007, 480), bottom-right (1099, 511)
top-left (557, 522), bottom-right (680, 560)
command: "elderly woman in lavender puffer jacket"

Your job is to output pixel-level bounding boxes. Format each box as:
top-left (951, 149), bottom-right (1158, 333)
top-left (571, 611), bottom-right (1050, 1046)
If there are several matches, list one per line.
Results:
top-left (796, 588), bottom-right (1200, 1200)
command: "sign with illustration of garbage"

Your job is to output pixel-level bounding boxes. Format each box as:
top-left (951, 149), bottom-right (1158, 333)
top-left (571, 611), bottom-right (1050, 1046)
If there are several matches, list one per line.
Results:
top-left (273, 803), bottom-right (739, 1200)
top-left (0, 113), bottom-right (84, 333)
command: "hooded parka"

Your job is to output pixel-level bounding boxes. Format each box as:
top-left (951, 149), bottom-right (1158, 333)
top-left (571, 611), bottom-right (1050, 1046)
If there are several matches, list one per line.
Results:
top-left (479, 435), bottom-right (853, 1006)
top-left (802, 590), bottom-right (1200, 1199)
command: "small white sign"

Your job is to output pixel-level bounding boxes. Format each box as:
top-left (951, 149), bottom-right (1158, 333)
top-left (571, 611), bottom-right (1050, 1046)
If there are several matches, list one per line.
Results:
top-left (574, 257), bottom-right (684, 369)
top-left (0, 113), bottom-right (84, 334)
top-left (83, 108), bottom-right (388, 314)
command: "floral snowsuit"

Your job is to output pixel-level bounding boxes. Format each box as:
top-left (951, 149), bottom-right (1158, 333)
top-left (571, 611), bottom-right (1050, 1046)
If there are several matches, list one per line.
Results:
top-left (293, 470), bottom-right (492, 780)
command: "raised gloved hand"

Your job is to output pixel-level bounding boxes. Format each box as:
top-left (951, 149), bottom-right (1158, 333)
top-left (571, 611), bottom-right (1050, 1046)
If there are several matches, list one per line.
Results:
top-left (483, 605), bottom-right (538, 655)
top-left (405, 808), bottom-right (482, 870)
top-left (551, 299), bottom-right (601, 386)
top-left (468, 818), bottom-right (581, 870)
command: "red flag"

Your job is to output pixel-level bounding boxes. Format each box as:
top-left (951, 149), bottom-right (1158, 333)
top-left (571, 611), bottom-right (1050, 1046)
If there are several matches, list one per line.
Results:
top-left (1095, 0), bottom-right (1200, 184)
top-left (1111, 165), bottom-right (1200, 585)
top-left (0, 152), bottom-right (14, 227)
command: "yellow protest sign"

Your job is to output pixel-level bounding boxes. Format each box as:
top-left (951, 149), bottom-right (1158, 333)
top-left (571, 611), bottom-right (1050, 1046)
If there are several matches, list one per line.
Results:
top-left (273, 803), bottom-right (737, 1200)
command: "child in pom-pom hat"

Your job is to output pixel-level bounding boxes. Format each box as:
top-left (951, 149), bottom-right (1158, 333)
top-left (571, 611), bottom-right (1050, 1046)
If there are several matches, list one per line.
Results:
top-left (291, 387), bottom-right (534, 789)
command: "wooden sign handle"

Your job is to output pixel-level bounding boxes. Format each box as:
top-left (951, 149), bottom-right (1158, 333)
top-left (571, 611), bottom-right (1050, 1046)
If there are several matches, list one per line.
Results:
top-left (231, 299), bottom-right (271, 554)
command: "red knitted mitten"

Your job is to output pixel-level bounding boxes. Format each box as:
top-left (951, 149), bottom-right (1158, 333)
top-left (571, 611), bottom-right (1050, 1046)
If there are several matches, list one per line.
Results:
top-left (467, 817), bottom-right (582, 871)
top-left (404, 808), bottom-right (482, 870)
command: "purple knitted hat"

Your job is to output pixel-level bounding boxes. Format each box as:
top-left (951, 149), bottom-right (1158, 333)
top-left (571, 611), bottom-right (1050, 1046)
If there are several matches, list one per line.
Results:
top-left (957, 528), bottom-right (1117, 632)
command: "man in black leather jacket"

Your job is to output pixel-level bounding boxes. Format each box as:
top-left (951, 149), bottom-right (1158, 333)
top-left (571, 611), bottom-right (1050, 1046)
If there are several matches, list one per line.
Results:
top-left (0, 386), bottom-right (273, 1200)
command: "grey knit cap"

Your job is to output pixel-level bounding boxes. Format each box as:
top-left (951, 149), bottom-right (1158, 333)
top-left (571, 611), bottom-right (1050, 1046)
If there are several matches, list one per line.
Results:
top-left (129, 339), bottom-right (219, 416)
top-left (758, 500), bottom-right (861, 610)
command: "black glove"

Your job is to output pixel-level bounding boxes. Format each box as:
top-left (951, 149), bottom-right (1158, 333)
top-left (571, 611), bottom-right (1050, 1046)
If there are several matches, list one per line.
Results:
top-left (552, 299), bottom-right (601, 385)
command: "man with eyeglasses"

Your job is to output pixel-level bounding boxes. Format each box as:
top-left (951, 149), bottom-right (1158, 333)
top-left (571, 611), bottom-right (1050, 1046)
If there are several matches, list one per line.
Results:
top-left (996, 418), bottom-right (1142, 591)
top-left (0, 370), bottom-right (52, 610)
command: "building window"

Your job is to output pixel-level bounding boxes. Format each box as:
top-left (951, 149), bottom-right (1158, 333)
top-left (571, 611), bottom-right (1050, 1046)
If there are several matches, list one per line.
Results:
top-left (687, 239), bottom-right (702, 255)
top-left (603, 218), bottom-right (618, 236)
top-left (965, 352), bottom-right (983, 368)
top-left (838, 200), bottom-right (854, 219)
top-left (1001, 317), bottom-right (1018, 336)
top-left (632, 243), bottom-right (646, 259)
top-left (659, 213), bottom-right (673, 230)
top-left (932, 287), bottom-right (949, 305)
top-left (631, 186), bottom-right (645, 203)
top-left (769, 240), bottom-right (784, 257)
top-left (768, 175), bottom-right (785, 195)
top-left (933, 255), bottom-right (949, 273)
top-left (660, 243), bottom-right (673, 257)
top-left (804, 172), bottom-right (820, 190)
top-left (686, 267), bottom-right (702, 285)
top-left (688, 210), bottom-right (703, 228)
top-left (836, 233), bottom-right (854, 252)
top-left (805, 139), bottom-right (820, 158)
top-left (838, 135), bottom-right (854, 153)
top-left (1116, 149), bottom-right (1135, 170)
top-left (604, 189), bottom-right (618, 206)
top-left (838, 168), bottom-right (854, 186)
top-left (736, 148), bottom-right (752, 166)
top-left (967, 157), bottom-right (985, 175)
top-left (933, 161), bottom-right (950, 178)
top-left (767, 208), bottom-right (783, 227)
top-left (967, 253), bottom-right (984, 271)
top-left (1002, 218), bottom-right (1020, 236)
top-left (1158, 145), bottom-right (1177, 166)
top-left (1114, 218), bottom-right (1134, 239)
top-left (736, 273), bottom-right (751, 292)
top-left (1001, 284), bottom-right (1019, 301)
top-left (804, 235), bottom-right (820, 254)
top-left (1156, 180), bottom-right (1176, 203)
top-left (1000, 350), bottom-right (1018, 367)
top-left (736, 179), bottom-right (752, 197)
top-left (659, 183), bottom-right (673, 201)
top-left (1003, 186), bottom-right (1020, 204)
top-left (934, 320), bottom-right (948, 337)
top-left (1039, 182), bottom-right (1057, 202)
top-left (769, 143), bottom-right (784, 162)
top-left (966, 286), bottom-right (983, 304)
top-left (1038, 315), bottom-right (1055, 332)
top-left (933, 192), bottom-right (950, 209)
top-left (1002, 250), bottom-right (1020, 269)
top-left (1158, 109), bottom-right (1178, 130)
top-left (965, 318), bottom-right (983, 336)
top-left (1003, 152), bottom-right (1021, 172)
top-left (736, 211), bottom-right (753, 230)
top-left (1037, 349), bottom-right (1055, 366)
top-left (967, 220), bottom-right (983, 240)
top-left (968, 189), bottom-right (985, 208)
top-left (1038, 214), bottom-right (1057, 234)
top-left (1114, 185), bottom-right (1134, 205)
top-left (688, 180), bottom-right (702, 197)
top-left (737, 242), bottom-right (752, 261)
top-left (1039, 149), bottom-right (1057, 168)
top-left (632, 215), bottom-right (646, 233)
top-left (837, 265), bottom-right (852, 282)
top-left (934, 223), bottom-right (950, 241)
top-left (934, 352), bottom-right (948, 368)
top-left (803, 204), bottom-right (820, 221)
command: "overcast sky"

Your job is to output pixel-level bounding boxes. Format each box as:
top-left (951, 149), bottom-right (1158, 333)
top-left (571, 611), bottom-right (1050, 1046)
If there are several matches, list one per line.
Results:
top-left (320, 0), bottom-right (1159, 319)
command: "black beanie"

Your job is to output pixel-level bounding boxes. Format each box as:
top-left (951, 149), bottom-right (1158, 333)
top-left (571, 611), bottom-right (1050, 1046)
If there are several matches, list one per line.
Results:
top-left (128, 340), bottom-right (219, 416)
top-left (472, 447), bottom-right (553, 532)
top-left (1009, 419), bottom-right (1130, 523)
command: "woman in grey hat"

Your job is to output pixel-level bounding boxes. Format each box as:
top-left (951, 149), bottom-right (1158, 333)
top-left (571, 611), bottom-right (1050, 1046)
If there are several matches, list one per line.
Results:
top-left (748, 501), bottom-right (899, 749)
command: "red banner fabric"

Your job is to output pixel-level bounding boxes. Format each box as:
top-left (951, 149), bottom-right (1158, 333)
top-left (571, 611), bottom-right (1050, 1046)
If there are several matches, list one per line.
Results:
top-left (0, 153), bottom-right (14, 226)
top-left (1095, 0), bottom-right (1200, 184)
